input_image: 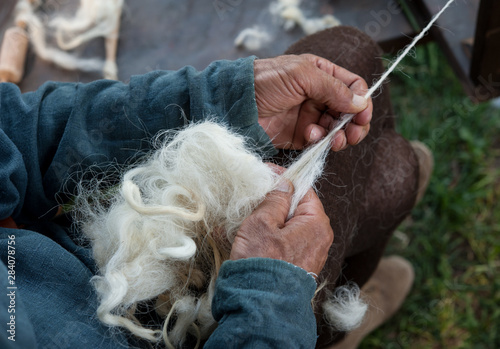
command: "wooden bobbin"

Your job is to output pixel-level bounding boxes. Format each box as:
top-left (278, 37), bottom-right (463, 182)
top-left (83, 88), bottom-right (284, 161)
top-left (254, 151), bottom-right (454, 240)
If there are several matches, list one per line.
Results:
top-left (0, 26), bottom-right (29, 84)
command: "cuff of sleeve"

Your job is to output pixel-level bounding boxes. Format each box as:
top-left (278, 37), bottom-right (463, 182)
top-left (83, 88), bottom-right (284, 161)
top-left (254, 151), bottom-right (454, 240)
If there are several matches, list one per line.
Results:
top-left (210, 258), bottom-right (318, 347)
top-left (233, 56), bottom-right (278, 158)
top-left (218, 257), bottom-right (317, 293)
top-left (191, 56), bottom-right (277, 158)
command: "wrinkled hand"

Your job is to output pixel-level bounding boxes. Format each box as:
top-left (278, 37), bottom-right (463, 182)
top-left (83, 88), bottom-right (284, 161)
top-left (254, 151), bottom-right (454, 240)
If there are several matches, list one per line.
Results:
top-left (254, 54), bottom-right (373, 151)
top-left (230, 165), bottom-right (333, 275)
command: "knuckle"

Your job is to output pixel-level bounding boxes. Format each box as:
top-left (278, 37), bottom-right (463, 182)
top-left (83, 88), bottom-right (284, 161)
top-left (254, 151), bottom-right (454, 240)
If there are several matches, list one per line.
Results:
top-left (359, 76), bottom-right (369, 89)
top-left (319, 214), bottom-right (334, 241)
top-left (299, 53), bottom-right (316, 63)
top-left (251, 204), bottom-right (285, 230)
top-left (326, 226), bottom-right (334, 244)
top-left (268, 195), bottom-right (292, 214)
top-left (246, 212), bottom-right (270, 231)
top-left (333, 79), bottom-right (351, 99)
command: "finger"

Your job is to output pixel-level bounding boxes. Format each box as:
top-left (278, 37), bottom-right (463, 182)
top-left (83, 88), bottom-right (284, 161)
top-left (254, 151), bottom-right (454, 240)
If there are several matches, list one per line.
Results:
top-left (292, 188), bottom-right (324, 217)
top-left (287, 189), bottom-right (334, 246)
top-left (288, 99), bottom-right (325, 148)
top-left (252, 178), bottom-right (294, 227)
top-left (304, 112), bottom-right (336, 144)
top-left (344, 77), bottom-right (372, 145)
top-left (345, 69), bottom-right (370, 95)
top-left (304, 123), bottom-right (327, 144)
top-left (353, 106), bottom-right (372, 126)
top-left (304, 54), bottom-right (363, 88)
top-left (319, 112), bottom-right (336, 130)
top-left (345, 123), bottom-right (371, 146)
top-left (349, 77), bottom-right (373, 127)
top-left (310, 55), bottom-right (370, 100)
top-left (266, 163), bottom-right (287, 175)
top-left (302, 70), bottom-right (368, 116)
top-left (302, 54), bottom-right (372, 127)
top-left (318, 111), bottom-right (367, 150)
top-left (330, 129), bottom-right (347, 151)
top-left (301, 54), bottom-right (369, 114)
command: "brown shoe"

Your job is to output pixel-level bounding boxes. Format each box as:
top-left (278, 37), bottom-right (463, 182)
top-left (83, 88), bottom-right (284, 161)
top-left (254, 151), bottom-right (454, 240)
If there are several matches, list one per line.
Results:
top-left (324, 256), bottom-right (415, 349)
top-left (410, 141), bottom-right (434, 204)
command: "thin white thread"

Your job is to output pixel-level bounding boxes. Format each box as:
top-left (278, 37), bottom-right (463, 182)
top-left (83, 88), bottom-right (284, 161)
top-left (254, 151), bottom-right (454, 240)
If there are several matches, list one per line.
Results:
top-left (282, 0), bottom-right (456, 218)
top-left (365, 0), bottom-right (456, 97)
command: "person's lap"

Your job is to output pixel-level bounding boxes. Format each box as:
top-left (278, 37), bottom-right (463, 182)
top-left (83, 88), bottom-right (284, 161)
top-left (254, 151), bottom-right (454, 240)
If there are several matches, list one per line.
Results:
top-left (277, 26), bottom-right (419, 347)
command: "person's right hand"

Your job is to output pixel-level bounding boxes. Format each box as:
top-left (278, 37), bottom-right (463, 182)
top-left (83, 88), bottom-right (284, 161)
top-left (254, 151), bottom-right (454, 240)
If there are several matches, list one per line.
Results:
top-left (230, 165), bottom-right (333, 276)
top-left (255, 54), bottom-right (372, 151)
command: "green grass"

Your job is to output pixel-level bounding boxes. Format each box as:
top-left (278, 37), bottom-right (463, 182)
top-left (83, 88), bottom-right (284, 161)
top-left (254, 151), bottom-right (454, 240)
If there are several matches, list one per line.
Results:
top-left (361, 43), bottom-right (500, 349)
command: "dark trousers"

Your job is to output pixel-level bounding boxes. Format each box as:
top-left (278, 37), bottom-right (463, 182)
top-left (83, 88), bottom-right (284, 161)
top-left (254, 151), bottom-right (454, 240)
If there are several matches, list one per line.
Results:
top-left (275, 26), bottom-right (419, 347)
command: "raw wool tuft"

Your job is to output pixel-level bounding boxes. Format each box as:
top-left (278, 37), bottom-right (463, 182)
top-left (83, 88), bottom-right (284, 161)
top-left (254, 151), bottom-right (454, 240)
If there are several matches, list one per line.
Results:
top-left (14, 0), bottom-right (122, 79)
top-left (270, 0), bottom-right (340, 35)
top-left (49, 0), bottom-right (122, 51)
top-left (322, 283), bottom-right (368, 332)
top-left (234, 0), bottom-right (340, 51)
top-left (76, 121), bottom-right (278, 347)
top-left (234, 26), bottom-right (273, 51)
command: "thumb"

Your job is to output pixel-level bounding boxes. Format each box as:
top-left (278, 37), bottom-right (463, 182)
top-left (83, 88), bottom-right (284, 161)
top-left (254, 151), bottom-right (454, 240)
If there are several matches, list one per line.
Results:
top-left (254, 179), bottom-right (294, 225)
top-left (314, 72), bottom-right (368, 114)
top-left (301, 65), bottom-right (367, 115)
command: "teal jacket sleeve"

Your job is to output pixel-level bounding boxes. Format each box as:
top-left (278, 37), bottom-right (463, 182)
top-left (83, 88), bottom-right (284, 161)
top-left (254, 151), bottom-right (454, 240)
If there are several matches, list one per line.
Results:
top-left (204, 258), bottom-right (318, 349)
top-left (0, 57), bottom-right (276, 222)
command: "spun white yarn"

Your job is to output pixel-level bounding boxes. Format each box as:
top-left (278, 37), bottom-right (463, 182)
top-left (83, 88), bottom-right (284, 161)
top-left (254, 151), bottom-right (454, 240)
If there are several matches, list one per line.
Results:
top-left (282, 0), bottom-right (456, 218)
top-left (15, 0), bottom-right (122, 79)
top-left (77, 121), bottom-right (278, 347)
top-left (322, 283), bottom-right (368, 332)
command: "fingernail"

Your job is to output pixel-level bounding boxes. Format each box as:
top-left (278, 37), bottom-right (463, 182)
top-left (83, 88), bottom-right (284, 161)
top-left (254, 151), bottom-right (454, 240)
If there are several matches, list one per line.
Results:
top-left (276, 179), bottom-right (292, 193)
top-left (309, 128), bottom-right (320, 142)
top-left (352, 94), bottom-right (367, 108)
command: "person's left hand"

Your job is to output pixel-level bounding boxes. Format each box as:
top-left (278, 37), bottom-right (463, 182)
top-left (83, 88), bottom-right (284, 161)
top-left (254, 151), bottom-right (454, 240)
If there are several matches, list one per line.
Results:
top-left (230, 164), bottom-right (333, 276)
top-left (254, 54), bottom-right (373, 151)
